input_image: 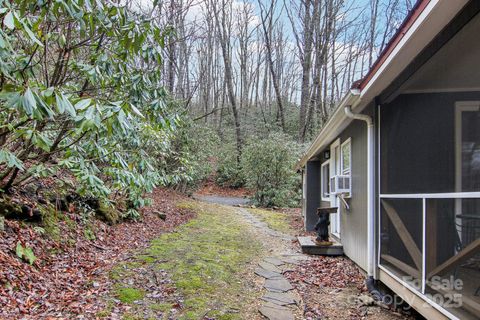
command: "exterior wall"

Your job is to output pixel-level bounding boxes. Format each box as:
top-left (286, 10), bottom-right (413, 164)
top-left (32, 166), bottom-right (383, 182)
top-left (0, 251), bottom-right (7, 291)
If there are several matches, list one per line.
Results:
top-left (304, 160), bottom-right (321, 231)
top-left (313, 103), bottom-right (374, 271)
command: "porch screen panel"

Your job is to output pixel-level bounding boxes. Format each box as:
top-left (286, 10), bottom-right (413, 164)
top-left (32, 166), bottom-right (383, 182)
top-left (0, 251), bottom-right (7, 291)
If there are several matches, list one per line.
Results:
top-left (425, 198), bottom-right (480, 320)
top-left (380, 198), bottom-right (423, 291)
top-left (380, 94), bottom-right (455, 194)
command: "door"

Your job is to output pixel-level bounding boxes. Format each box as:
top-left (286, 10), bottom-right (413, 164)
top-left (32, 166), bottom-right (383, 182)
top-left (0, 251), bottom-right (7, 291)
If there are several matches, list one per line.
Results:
top-left (330, 139), bottom-right (341, 237)
top-left (455, 102), bottom-right (480, 247)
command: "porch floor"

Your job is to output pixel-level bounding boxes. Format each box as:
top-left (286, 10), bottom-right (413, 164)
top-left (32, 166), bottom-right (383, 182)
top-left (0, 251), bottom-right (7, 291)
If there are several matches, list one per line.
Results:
top-left (298, 236), bottom-right (343, 256)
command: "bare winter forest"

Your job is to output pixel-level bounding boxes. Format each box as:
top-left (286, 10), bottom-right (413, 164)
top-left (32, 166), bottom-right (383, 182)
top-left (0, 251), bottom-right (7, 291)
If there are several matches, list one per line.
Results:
top-left (136, 0), bottom-right (413, 143)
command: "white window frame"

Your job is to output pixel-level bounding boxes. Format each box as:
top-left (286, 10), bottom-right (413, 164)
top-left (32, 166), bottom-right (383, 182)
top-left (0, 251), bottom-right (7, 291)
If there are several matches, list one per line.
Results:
top-left (339, 138), bottom-right (352, 199)
top-left (321, 160), bottom-right (330, 201)
top-left (340, 138), bottom-right (352, 176)
top-left (455, 101), bottom-right (480, 194)
top-left (330, 138), bottom-right (341, 238)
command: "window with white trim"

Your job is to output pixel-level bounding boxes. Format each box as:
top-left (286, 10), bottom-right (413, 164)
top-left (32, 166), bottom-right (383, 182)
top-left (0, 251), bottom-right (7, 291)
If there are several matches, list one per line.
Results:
top-left (321, 160), bottom-right (330, 201)
top-left (341, 138), bottom-right (351, 175)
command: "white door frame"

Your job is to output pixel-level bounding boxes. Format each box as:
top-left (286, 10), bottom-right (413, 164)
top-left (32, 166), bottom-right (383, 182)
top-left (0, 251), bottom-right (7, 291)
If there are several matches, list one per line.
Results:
top-left (330, 138), bottom-right (341, 238)
top-left (454, 101), bottom-right (480, 244)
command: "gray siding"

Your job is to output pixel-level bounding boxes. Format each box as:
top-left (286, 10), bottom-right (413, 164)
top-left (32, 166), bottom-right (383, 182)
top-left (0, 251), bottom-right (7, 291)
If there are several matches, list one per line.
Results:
top-left (313, 105), bottom-right (373, 271)
top-left (338, 119), bottom-right (368, 270)
top-left (304, 161), bottom-right (321, 231)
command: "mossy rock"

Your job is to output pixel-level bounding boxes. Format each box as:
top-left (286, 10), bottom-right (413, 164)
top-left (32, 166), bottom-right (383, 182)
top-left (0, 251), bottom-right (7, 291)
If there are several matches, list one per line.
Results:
top-left (38, 204), bottom-right (62, 241)
top-left (0, 197), bottom-right (42, 221)
top-left (0, 197), bottom-right (22, 218)
top-left (96, 200), bottom-right (121, 225)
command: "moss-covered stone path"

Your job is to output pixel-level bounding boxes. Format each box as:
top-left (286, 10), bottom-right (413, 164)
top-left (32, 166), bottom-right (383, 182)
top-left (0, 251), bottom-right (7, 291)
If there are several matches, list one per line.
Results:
top-left (104, 198), bottom-right (308, 320)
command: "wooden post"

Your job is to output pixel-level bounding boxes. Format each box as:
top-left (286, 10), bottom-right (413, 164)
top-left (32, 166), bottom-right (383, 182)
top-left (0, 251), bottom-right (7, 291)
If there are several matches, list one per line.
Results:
top-left (427, 238), bottom-right (480, 278)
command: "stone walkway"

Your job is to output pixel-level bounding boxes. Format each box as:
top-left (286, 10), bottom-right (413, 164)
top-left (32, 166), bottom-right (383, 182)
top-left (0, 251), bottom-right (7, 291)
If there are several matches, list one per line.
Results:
top-left (236, 208), bottom-right (307, 320)
top-left (192, 198), bottom-right (308, 320)
top-left (193, 194), bottom-right (251, 206)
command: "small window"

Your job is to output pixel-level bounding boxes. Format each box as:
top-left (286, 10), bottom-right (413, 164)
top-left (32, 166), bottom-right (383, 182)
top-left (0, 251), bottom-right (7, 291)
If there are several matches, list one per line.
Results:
top-left (341, 138), bottom-right (351, 175)
top-left (321, 160), bottom-right (330, 201)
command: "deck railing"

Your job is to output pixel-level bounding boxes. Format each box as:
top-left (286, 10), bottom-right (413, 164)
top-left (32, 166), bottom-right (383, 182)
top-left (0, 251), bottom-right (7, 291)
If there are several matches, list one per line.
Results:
top-left (378, 193), bottom-right (480, 320)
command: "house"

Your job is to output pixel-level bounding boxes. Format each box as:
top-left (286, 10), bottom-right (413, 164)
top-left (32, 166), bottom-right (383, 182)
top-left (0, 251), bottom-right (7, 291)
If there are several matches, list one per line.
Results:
top-left (297, 1), bottom-right (480, 319)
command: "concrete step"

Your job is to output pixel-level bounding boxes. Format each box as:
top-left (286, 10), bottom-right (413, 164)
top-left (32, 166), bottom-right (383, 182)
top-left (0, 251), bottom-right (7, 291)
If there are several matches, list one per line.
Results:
top-left (298, 236), bottom-right (344, 256)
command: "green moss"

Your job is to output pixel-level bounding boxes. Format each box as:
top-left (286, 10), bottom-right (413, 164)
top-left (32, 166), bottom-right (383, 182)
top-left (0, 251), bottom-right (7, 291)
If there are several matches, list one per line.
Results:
top-left (109, 263), bottom-right (136, 281)
top-left (39, 205), bottom-right (62, 241)
top-left (248, 208), bottom-right (293, 234)
top-left (63, 214), bottom-right (76, 231)
top-left (138, 255), bottom-right (155, 264)
top-left (145, 201), bottom-right (261, 319)
top-left (122, 314), bottom-right (143, 320)
top-left (150, 302), bottom-right (173, 312)
top-left (84, 227), bottom-right (96, 240)
top-left (108, 200), bottom-right (262, 319)
top-left (0, 197), bottom-right (22, 217)
top-left (96, 200), bottom-right (121, 224)
top-left (116, 287), bottom-right (145, 304)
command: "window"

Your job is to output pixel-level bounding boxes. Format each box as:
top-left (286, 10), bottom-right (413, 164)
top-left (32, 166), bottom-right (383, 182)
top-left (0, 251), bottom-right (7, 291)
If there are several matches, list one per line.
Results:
top-left (321, 160), bottom-right (330, 201)
top-left (341, 138), bottom-right (351, 175)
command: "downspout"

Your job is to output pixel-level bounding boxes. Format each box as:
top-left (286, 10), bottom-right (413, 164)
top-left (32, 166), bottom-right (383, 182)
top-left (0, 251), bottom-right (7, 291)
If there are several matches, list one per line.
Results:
top-left (344, 103), bottom-right (379, 295)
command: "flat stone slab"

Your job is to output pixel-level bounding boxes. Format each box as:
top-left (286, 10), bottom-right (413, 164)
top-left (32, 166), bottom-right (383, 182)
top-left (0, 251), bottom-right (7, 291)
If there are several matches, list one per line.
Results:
top-left (298, 236), bottom-right (343, 256)
top-left (264, 279), bottom-right (293, 292)
top-left (277, 256), bottom-right (302, 265)
top-left (193, 195), bottom-right (251, 206)
top-left (262, 302), bottom-right (291, 310)
top-left (262, 292), bottom-right (297, 305)
top-left (259, 261), bottom-right (282, 273)
top-left (259, 305), bottom-right (294, 320)
top-left (280, 254), bottom-right (309, 260)
top-left (255, 268), bottom-right (283, 279)
top-left (264, 257), bottom-right (284, 266)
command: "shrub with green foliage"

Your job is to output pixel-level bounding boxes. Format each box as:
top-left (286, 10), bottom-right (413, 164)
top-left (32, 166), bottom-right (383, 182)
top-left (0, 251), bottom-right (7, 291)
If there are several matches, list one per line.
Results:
top-left (240, 133), bottom-right (301, 207)
top-left (0, 0), bottom-right (187, 218)
top-left (167, 123), bottom-right (221, 191)
top-left (215, 142), bottom-right (244, 188)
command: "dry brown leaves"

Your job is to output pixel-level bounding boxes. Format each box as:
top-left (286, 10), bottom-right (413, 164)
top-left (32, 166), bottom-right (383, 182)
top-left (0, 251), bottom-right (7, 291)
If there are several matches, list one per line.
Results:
top-left (0, 188), bottom-right (195, 319)
top-left (195, 180), bottom-right (252, 198)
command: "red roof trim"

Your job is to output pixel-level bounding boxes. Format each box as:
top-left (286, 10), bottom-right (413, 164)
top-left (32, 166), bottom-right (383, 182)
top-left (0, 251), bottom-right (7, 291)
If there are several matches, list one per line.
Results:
top-left (352, 0), bottom-right (432, 90)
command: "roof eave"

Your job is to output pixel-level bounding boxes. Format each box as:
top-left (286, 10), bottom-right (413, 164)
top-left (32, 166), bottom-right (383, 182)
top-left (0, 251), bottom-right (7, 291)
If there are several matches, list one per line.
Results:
top-left (295, 90), bottom-right (361, 170)
top-left (296, 0), bottom-right (469, 170)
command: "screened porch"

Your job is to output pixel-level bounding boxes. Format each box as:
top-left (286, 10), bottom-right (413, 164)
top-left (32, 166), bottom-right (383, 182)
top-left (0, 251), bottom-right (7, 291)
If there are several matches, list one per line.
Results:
top-left (378, 10), bottom-right (480, 319)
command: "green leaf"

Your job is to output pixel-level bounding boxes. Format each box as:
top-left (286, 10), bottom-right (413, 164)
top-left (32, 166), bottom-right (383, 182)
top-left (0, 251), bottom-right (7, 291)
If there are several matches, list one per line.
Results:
top-left (0, 149), bottom-right (24, 170)
top-left (15, 242), bottom-right (36, 265)
top-left (22, 22), bottom-right (43, 47)
top-left (61, 93), bottom-right (76, 117)
top-left (75, 98), bottom-right (91, 110)
top-left (43, 87), bottom-right (54, 97)
top-left (32, 132), bottom-right (53, 152)
top-left (55, 92), bottom-right (76, 116)
top-left (22, 88), bottom-right (36, 115)
top-left (24, 247), bottom-right (36, 265)
top-left (130, 104), bottom-right (144, 118)
top-left (15, 242), bottom-right (24, 259)
top-left (55, 92), bottom-right (65, 114)
top-left (3, 11), bottom-right (14, 30)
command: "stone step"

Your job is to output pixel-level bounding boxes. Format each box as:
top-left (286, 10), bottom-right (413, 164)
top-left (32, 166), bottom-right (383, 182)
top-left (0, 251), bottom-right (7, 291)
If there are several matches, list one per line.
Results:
top-left (297, 236), bottom-right (344, 256)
